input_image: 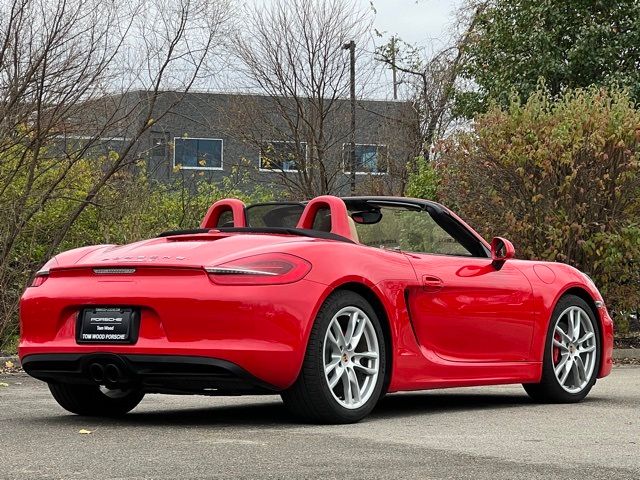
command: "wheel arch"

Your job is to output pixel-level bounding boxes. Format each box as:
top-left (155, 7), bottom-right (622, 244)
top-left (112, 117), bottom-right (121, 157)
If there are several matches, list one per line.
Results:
top-left (556, 286), bottom-right (605, 375)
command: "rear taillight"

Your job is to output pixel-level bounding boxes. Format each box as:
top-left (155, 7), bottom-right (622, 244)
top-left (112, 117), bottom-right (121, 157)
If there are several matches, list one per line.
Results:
top-left (206, 253), bottom-right (311, 285)
top-left (30, 270), bottom-right (49, 287)
top-left (30, 257), bottom-right (58, 287)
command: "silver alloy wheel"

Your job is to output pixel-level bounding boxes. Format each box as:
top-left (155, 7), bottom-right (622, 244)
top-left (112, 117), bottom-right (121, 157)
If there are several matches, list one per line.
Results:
top-left (552, 306), bottom-right (597, 394)
top-left (322, 306), bottom-right (380, 409)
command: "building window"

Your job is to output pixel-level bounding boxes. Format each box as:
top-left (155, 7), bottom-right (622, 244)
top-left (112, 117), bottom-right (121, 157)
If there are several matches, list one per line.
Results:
top-left (343, 144), bottom-right (388, 174)
top-left (55, 135), bottom-right (127, 159)
top-left (260, 141), bottom-right (306, 172)
top-left (151, 136), bottom-right (167, 158)
top-left (173, 137), bottom-right (223, 170)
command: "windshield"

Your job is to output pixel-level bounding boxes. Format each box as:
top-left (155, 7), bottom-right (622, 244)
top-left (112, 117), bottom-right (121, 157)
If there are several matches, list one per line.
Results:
top-left (244, 199), bottom-right (485, 257)
top-left (350, 206), bottom-right (472, 256)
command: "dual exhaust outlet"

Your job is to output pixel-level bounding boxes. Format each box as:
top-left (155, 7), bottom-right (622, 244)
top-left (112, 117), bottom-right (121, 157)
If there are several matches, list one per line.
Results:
top-left (88, 362), bottom-right (125, 385)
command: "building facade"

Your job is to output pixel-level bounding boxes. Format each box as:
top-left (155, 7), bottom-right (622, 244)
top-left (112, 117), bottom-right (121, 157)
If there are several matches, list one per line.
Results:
top-left (64, 91), bottom-right (419, 199)
top-left (142, 91), bottom-right (418, 197)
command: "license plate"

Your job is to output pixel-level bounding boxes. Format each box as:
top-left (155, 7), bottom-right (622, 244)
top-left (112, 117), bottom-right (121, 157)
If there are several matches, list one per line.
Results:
top-left (78, 307), bottom-right (138, 344)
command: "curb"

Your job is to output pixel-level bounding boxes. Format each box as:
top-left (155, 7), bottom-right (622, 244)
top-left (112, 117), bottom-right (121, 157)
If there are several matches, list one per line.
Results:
top-left (612, 348), bottom-right (640, 360)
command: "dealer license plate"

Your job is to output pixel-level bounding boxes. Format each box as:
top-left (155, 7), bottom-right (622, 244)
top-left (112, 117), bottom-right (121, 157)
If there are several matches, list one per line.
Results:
top-left (78, 307), bottom-right (137, 343)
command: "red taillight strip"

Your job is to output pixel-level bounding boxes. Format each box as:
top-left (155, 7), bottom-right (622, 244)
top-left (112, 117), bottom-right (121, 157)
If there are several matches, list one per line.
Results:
top-left (205, 267), bottom-right (278, 276)
top-left (30, 271), bottom-right (49, 287)
top-left (205, 253), bottom-right (311, 285)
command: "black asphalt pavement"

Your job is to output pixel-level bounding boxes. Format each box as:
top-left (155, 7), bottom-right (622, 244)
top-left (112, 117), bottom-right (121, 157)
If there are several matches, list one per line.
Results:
top-left (1, 366), bottom-right (639, 479)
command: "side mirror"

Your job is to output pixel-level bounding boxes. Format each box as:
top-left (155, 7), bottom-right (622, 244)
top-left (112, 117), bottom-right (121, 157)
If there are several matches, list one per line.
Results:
top-left (491, 237), bottom-right (515, 264)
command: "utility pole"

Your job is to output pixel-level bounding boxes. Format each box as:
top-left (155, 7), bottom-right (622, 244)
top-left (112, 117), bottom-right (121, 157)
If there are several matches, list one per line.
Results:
top-left (391, 36), bottom-right (398, 100)
top-left (343, 40), bottom-right (356, 194)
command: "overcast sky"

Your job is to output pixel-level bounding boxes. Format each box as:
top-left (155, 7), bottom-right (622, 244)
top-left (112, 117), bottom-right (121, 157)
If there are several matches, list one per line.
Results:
top-left (369, 0), bottom-right (464, 47)
top-left (367, 0), bottom-right (466, 98)
top-left (226, 0), bottom-right (465, 98)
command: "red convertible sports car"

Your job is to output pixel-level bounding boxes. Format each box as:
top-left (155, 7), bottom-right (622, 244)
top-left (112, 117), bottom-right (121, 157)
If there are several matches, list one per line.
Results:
top-left (20, 195), bottom-right (613, 423)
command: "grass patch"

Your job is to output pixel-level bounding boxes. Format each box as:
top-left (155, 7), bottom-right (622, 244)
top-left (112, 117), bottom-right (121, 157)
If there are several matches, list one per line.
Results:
top-left (0, 333), bottom-right (18, 356)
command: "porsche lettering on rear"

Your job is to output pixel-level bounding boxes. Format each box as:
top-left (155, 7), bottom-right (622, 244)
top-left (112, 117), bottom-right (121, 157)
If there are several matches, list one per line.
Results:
top-left (99, 255), bottom-right (188, 262)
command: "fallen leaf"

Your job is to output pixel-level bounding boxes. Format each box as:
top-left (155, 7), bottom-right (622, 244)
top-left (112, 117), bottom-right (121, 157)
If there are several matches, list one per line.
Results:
top-left (0, 382), bottom-right (9, 387)
top-left (4, 361), bottom-right (14, 369)
top-left (78, 429), bottom-right (92, 435)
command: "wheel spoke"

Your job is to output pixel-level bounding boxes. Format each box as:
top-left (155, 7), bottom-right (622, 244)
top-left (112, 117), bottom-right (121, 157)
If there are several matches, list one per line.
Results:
top-left (553, 338), bottom-right (569, 351)
top-left (344, 311), bottom-right (358, 346)
top-left (559, 358), bottom-right (573, 385)
top-left (331, 320), bottom-right (347, 349)
top-left (349, 317), bottom-right (368, 350)
top-left (341, 368), bottom-right (352, 403)
top-left (328, 365), bottom-right (345, 390)
top-left (353, 351), bottom-right (378, 360)
top-left (555, 326), bottom-right (572, 344)
top-left (574, 355), bottom-right (587, 383)
top-left (324, 354), bottom-right (341, 375)
top-left (346, 367), bottom-right (361, 403)
top-left (570, 310), bottom-right (581, 341)
top-left (554, 354), bottom-right (570, 376)
top-left (567, 310), bottom-right (574, 341)
top-left (578, 344), bottom-right (596, 354)
top-left (353, 362), bottom-right (376, 375)
top-left (577, 332), bottom-right (594, 346)
top-left (326, 330), bottom-right (341, 352)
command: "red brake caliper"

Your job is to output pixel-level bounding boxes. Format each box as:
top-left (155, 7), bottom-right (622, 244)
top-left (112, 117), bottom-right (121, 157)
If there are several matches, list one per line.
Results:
top-left (553, 332), bottom-right (561, 364)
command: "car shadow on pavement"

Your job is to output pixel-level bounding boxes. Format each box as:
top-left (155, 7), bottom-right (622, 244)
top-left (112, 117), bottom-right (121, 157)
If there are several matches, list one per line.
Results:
top-left (23, 390), bottom-right (610, 428)
top-left (371, 391), bottom-right (532, 420)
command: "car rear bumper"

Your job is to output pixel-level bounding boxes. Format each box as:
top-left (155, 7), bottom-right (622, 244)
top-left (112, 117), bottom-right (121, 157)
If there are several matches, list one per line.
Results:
top-left (19, 271), bottom-right (329, 389)
top-left (21, 353), bottom-right (280, 395)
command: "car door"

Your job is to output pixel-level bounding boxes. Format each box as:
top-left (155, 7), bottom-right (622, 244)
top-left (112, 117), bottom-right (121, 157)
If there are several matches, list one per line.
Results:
top-left (406, 253), bottom-right (535, 363)
top-left (393, 206), bottom-right (535, 363)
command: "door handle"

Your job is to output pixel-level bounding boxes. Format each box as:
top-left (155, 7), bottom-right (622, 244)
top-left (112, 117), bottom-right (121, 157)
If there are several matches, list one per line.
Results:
top-left (422, 275), bottom-right (444, 291)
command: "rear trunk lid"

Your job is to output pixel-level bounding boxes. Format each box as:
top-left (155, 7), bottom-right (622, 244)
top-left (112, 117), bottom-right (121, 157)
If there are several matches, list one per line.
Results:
top-left (61, 232), bottom-right (314, 270)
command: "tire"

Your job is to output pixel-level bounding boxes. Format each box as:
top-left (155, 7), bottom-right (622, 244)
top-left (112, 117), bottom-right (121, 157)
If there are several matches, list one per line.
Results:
top-left (281, 290), bottom-right (386, 424)
top-left (48, 382), bottom-right (144, 416)
top-left (523, 294), bottom-right (601, 403)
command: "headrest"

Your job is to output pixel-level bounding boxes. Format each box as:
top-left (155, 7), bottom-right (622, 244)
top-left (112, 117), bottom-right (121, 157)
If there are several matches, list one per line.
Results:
top-left (296, 195), bottom-right (356, 241)
top-left (200, 199), bottom-right (247, 228)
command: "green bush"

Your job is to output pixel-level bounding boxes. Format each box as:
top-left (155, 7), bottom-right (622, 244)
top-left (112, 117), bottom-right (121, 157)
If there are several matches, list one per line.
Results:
top-left (405, 156), bottom-right (439, 201)
top-left (62, 163), bottom-right (273, 249)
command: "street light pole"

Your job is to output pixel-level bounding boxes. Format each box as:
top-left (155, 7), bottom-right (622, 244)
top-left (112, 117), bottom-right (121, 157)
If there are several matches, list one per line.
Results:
top-left (343, 40), bottom-right (356, 194)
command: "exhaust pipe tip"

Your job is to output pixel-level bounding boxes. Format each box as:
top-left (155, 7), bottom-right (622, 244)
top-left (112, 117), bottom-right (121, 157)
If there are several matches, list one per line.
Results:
top-left (89, 363), bottom-right (105, 383)
top-left (104, 363), bottom-right (121, 384)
